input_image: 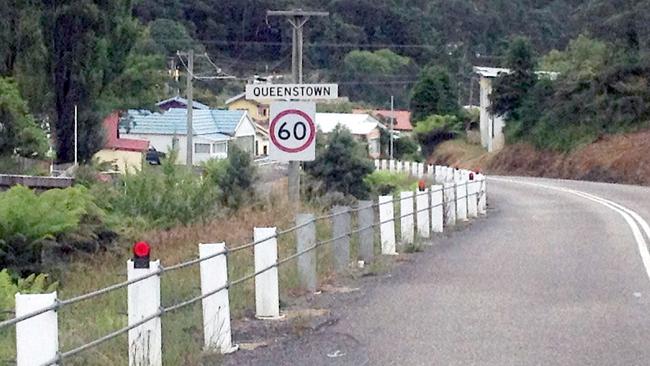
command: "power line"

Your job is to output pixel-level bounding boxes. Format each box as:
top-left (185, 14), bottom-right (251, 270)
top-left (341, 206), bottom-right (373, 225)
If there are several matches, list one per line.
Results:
top-left (158, 39), bottom-right (441, 50)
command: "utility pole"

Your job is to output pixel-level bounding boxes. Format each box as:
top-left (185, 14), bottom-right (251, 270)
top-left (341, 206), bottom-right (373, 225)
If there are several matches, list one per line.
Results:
top-left (267, 9), bottom-right (329, 202)
top-left (390, 96), bottom-right (394, 159)
top-left (74, 105), bottom-right (78, 166)
top-left (177, 50), bottom-right (194, 166)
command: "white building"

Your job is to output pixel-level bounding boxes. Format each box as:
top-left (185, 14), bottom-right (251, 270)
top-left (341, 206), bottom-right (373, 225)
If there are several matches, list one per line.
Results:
top-left (121, 108), bottom-right (256, 165)
top-left (474, 66), bottom-right (559, 152)
top-left (315, 113), bottom-right (386, 158)
top-left (474, 66), bottom-right (509, 152)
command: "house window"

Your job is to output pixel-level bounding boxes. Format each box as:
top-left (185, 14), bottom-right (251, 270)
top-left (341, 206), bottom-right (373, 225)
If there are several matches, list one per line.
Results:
top-left (213, 142), bottom-right (227, 154)
top-left (194, 143), bottom-right (210, 154)
top-left (368, 138), bottom-right (380, 156)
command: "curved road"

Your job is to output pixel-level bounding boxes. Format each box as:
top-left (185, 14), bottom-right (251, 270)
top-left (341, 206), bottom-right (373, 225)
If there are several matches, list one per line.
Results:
top-left (230, 176), bottom-right (650, 365)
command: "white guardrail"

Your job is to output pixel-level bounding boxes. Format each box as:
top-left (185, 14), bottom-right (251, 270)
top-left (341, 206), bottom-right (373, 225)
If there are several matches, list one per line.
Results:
top-left (2, 159), bottom-right (487, 366)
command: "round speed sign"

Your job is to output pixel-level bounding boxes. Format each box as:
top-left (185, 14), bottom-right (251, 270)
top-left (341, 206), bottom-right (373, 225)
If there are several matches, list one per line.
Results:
top-left (269, 109), bottom-right (316, 153)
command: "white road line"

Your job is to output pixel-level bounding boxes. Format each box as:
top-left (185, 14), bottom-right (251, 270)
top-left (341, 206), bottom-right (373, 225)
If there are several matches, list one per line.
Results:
top-left (491, 177), bottom-right (650, 282)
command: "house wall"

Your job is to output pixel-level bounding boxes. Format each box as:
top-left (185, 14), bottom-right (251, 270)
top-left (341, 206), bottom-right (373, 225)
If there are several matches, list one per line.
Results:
top-left (479, 77), bottom-right (506, 152)
top-left (94, 149), bottom-right (143, 174)
top-left (255, 133), bottom-right (269, 156)
top-left (233, 116), bottom-right (256, 156)
top-left (228, 99), bottom-right (268, 121)
top-left (124, 133), bottom-right (229, 165)
top-left (366, 128), bottom-right (381, 158)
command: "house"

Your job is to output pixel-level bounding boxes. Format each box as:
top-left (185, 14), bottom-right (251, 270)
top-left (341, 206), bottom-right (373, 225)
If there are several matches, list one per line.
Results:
top-left (355, 109), bottom-right (413, 134)
top-left (473, 66), bottom-right (509, 152)
top-left (94, 112), bottom-right (149, 173)
top-left (315, 113), bottom-right (385, 158)
top-left (226, 92), bottom-right (275, 156)
top-left (255, 122), bottom-right (270, 156)
top-left (156, 96), bottom-right (210, 111)
top-left (120, 108), bottom-right (256, 165)
top-left (225, 93), bottom-right (270, 122)
top-left (474, 66), bottom-right (559, 152)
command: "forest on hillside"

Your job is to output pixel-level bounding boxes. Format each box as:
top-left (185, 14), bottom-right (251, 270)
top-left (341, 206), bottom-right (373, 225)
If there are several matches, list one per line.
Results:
top-left (1, 0), bottom-right (649, 162)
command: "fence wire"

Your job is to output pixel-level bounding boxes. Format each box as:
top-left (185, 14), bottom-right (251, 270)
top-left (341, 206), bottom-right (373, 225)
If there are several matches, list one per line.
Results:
top-left (2, 171), bottom-right (486, 365)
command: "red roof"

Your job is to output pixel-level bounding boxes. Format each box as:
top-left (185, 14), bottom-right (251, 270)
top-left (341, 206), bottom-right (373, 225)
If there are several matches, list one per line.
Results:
top-left (374, 110), bottom-right (413, 131)
top-left (103, 112), bottom-right (149, 152)
top-left (353, 109), bottom-right (413, 131)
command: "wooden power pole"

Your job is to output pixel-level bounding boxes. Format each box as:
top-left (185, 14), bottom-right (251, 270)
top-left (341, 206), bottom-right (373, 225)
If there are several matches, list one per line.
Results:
top-left (267, 9), bottom-right (329, 202)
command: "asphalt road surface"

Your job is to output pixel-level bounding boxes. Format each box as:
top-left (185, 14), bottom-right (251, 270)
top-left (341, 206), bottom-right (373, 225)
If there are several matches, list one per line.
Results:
top-left (230, 176), bottom-right (650, 365)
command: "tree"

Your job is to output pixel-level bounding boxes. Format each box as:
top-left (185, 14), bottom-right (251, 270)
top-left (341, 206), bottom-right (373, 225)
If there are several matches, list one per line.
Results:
top-left (489, 37), bottom-right (537, 118)
top-left (42, 0), bottom-right (140, 163)
top-left (204, 145), bottom-right (257, 209)
top-left (339, 49), bottom-right (415, 106)
top-left (304, 126), bottom-right (375, 199)
top-left (0, 78), bottom-right (48, 158)
top-left (410, 66), bottom-right (460, 122)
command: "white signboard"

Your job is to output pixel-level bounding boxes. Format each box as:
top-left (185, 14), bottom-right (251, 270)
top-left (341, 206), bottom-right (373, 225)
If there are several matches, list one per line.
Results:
top-left (269, 102), bottom-right (316, 161)
top-left (246, 84), bottom-right (338, 100)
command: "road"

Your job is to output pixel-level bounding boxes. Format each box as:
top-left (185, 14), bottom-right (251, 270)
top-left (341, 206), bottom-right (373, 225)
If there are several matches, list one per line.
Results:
top-left (228, 176), bottom-right (650, 365)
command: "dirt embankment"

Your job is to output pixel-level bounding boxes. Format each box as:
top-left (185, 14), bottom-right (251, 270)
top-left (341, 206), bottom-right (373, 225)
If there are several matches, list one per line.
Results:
top-left (429, 131), bottom-right (650, 185)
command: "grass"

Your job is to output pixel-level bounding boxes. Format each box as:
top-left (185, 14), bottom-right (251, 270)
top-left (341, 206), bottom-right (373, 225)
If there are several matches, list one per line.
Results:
top-left (0, 179), bottom-right (392, 365)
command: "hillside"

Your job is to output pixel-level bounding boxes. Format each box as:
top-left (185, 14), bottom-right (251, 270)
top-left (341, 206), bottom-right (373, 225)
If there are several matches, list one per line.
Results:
top-left (430, 130), bottom-right (650, 186)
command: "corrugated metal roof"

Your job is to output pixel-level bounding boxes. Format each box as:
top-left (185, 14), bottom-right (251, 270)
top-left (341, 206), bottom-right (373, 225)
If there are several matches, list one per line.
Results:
top-left (121, 108), bottom-right (244, 136)
top-left (316, 113), bottom-right (384, 135)
top-left (156, 96), bottom-right (210, 110)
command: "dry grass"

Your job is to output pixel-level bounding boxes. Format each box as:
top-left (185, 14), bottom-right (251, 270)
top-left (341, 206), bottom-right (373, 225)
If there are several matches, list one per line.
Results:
top-left (430, 131), bottom-right (650, 186)
top-left (2, 180), bottom-right (359, 365)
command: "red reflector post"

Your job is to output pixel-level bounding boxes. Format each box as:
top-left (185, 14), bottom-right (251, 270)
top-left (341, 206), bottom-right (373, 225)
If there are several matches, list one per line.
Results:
top-left (418, 179), bottom-right (426, 191)
top-left (133, 241), bottom-right (151, 269)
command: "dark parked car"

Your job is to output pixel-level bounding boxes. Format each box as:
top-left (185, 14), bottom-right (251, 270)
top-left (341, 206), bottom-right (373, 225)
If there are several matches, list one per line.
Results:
top-left (145, 148), bottom-right (165, 165)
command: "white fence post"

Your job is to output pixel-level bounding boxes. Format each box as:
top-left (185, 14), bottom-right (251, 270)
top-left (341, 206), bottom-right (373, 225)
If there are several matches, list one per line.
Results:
top-left (254, 227), bottom-right (281, 319)
top-left (379, 195), bottom-right (397, 255)
top-left (128, 259), bottom-right (162, 366)
top-left (443, 182), bottom-right (456, 226)
top-left (456, 182), bottom-right (468, 222)
top-left (374, 159), bottom-right (380, 169)
top-left (416, 188), bottom-right (431, 240)
top-left (410, 162), bottom-right (418, 177)
top-left (430, 185), bottom-right (444, 233)
top-left (199, 243), bottom-right (238, 354)
top-left (427, 164), bottom-right (434, 178)
top-left (15, 292), bottom-right (58, 366)
top-left (389, 159), bottom-right (396, 171)
top-left (417, 163), bottom-right (424, 177)
top-left (467, 181), bottom-right (479, 218)
top-left (404, 161), bottom-right (411, 175)
top-left (381, 159), bottom-right (387, 170)
top-left (478, 175), bottom-right (487, 215)
top-left (400, 191), bottom-right (414, 244)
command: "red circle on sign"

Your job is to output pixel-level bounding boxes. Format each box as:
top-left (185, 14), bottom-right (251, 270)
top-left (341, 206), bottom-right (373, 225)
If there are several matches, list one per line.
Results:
top-left (269, 109), bottom-right (316, 153)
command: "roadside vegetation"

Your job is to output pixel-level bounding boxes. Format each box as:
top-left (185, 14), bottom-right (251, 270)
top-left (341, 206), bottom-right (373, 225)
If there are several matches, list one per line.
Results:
top-left (491, 35), bottom-right (650, 152)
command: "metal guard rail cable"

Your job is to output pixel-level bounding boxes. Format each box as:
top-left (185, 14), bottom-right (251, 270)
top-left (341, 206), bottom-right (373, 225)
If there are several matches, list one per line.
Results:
top-left (40, 198), bottom-right (451, 365)
top-left (0, 183), bottom-right (481, 330)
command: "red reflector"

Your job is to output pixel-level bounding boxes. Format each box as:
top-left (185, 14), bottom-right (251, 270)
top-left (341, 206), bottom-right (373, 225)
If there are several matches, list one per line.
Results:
top-left (418, 179), bottom-right (426, 191)
top-left (133, 241), bottom-right (151, 257)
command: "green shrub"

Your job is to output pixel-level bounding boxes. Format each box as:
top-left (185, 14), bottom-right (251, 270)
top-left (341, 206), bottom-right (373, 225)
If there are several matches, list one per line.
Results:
top-left (105, 150), bottom-right (218, 228)
top-left (203, 145), bottom-right (257, 210)
top-left (304, 126), bottom-right (375, 199)
top-left (0, 185), bottom-right (111, 274)
top-left (0, 269), bottom-right (58, 320)
top-left (414, 114), bottom-right (463, 157)
top-left (364, 171), bottom-right (418, 196)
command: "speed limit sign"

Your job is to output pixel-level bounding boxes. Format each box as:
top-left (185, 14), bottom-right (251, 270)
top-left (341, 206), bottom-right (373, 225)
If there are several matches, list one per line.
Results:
top-left (269, 102), bottom-right (316, 161)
